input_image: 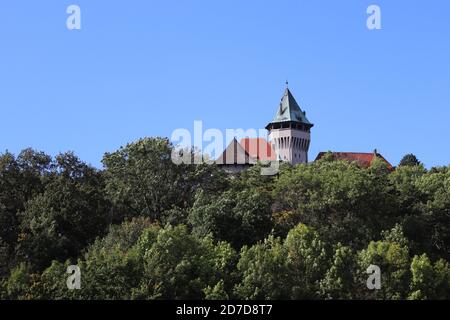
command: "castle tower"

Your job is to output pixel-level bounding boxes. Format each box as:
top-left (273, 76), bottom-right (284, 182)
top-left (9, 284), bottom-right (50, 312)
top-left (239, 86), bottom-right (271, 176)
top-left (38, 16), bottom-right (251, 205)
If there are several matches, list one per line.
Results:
top-left (266, 85), bottom-right (313, 165)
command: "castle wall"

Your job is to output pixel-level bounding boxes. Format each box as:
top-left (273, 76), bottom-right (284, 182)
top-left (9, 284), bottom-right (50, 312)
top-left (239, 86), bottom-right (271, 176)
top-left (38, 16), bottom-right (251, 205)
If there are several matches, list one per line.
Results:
top-left (268, 128), bottom-right (311, 165)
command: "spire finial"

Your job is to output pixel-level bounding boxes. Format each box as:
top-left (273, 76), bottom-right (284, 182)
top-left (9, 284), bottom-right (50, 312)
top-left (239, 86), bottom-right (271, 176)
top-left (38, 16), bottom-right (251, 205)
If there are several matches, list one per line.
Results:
top-left (285, 80), bottom-right (289, 88)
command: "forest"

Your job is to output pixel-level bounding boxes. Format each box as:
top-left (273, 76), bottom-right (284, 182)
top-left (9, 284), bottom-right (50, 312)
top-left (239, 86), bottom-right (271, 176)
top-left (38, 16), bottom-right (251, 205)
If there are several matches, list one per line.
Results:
top-left (0, 137), bottom-right (449, 300)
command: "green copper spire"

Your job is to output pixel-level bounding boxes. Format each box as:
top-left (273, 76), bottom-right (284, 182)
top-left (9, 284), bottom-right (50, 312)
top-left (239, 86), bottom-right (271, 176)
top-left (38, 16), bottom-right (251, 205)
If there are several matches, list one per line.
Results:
top-left (269, 87), bottom-right (313, 126)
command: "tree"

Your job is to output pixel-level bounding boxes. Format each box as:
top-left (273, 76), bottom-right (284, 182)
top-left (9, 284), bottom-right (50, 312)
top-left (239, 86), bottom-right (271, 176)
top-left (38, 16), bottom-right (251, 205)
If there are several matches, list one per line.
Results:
top-left (17, 152), bottom-right (110, 270)
top-left (234, 236), bottom-right (290, 300)
top-left (189, 188), bottom-right (273, 248)
top-left (30, 220), bottom-right (158, 300)
top-left (0, 149), bottom-right (52, 257)
top-left (27, 260), bottom-right (75, 300)
top-left (89, 217), bottom-right (153, 253)
top-left (4, 263), bottom-right (33, 300)
top-left (399, 154), bottom-right (421, 167)
top-left (320, 244), bottom-right (358, 299)
top-left (358, 241), bottom-right (410, 299)
top-left (272, 159), bottom-right (395, 249)
top-left (102, 137), bottom-right (225, 223)
top-left (71, 218), bottom-right (155, 299)
top-left (381, 224), bottom-right (410, 248)
top-left (389, 164), bottom-right (426, 213)
top-left (133, 225), bottom-right (237, 300)
top-left (76, 246), bottom-right (141, 300)
top-left (412, 168), bottom-right (450, 260)
top-left (284, 224), bottom-right (328, 299)
top-left (409, 254), bottom-right (450, 300)
top-left (2, 139), bottom-right (450, 300)
top-left (235, 225), bottom-right (328, 300)
top-left (204, 280), bottom-right (229, 300)
top-left (0, 238), bottom-right (9, 279)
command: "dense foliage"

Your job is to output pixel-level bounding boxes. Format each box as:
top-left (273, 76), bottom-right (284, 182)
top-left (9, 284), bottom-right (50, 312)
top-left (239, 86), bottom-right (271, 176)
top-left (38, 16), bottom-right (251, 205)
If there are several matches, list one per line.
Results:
top-left (0, 138), bottom-right (449, 300)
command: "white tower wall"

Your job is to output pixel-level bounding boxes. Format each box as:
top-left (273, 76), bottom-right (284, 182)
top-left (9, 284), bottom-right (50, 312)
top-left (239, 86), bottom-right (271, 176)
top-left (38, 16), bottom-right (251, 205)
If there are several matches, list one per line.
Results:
top-left (269, 128), bottom-right (311, 165)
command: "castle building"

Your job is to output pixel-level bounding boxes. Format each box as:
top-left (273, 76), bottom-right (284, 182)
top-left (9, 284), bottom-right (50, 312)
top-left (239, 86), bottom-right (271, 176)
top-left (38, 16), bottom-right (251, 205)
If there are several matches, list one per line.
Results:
top-left (216, 85), bottom-right (311, 171)
top-left (216, 84), bottom-right (392, 171)
top-left (266, 86), bottom-right (313, 165)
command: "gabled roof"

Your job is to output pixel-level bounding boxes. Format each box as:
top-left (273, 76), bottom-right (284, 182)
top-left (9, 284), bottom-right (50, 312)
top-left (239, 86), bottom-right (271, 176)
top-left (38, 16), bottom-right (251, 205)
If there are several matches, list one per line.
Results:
top-left (216, 138), bottom-right (277, 166)
top-left (240, 138), bottom-right (277, 161)
top-left (268, 88), bottom-right (313, 126)
top-left (216, 138), bottom-right (256, 165)
top-left (315, 151), bottom-right (394, 170)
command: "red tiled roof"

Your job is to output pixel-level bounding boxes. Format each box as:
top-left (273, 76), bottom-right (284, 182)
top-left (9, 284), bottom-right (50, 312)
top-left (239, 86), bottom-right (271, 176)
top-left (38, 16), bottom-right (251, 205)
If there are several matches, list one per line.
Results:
top-left (240, 138), bottom-right (277, 161)
top-left (315, 152), bottom-right (393, 170)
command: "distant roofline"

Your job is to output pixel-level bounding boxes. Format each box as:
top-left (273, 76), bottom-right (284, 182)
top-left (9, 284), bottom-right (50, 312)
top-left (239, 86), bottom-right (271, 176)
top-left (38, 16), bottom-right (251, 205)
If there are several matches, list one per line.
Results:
top-left (315, 151), bottom-right (394, 170)
top-left (317, 151), bottom-right (380, 155)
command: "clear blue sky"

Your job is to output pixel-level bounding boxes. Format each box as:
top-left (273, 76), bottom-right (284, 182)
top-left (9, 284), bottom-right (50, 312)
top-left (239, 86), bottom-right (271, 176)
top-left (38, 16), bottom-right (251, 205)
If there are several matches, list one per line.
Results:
top-left (1, 0), bottom-right (449, 168)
